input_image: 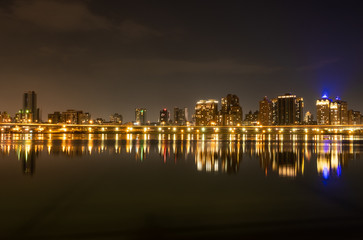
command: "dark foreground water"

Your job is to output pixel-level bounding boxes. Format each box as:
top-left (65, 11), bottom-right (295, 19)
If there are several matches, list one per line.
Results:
top-left (1, 133), bottom-right (363, 239)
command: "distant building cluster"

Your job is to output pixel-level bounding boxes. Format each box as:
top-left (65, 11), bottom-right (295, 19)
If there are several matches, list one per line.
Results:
top-left (257, 93), bottom-right (305, 126)
top-left (48, 110), bottom-right (91, 124)
top-left (194, 94), bottom-right (243, 126)
top-left (14, 91), bottom-right (40, 123)
top-left (1, 90), bottom-right (363, 126)
top-left (316, 95), bottom-right (361, 125)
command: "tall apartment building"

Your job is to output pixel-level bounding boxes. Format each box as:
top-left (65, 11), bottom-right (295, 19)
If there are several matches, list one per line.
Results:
top-left (219, 94), bottom-right (243, 126)
top-left (194, 99), bottom-right (219, 126)
top-left (316, 95), bottom-right (348, 125)
top-left (174, 107), bottom-right (188, 125)
top-left (276, 93), bottom-right (304, 125)
top-left (258, 96), bottom-right (273, 125)
top-left (135, 108), bottom-right (147, 125)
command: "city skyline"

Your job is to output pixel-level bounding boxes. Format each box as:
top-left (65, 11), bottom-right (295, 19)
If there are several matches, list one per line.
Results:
top-left (2, 90), bottom-right (362, 125)
top-left (0, 1), bottom-right (363, 121)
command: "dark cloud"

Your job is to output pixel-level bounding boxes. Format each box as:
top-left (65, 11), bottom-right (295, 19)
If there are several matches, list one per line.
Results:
top-left (0, 0), bottom-right (362, 122)
top-left (3, 0), bottom-right (110, 31)
top-left (297, 58), bottom-right (340, 71)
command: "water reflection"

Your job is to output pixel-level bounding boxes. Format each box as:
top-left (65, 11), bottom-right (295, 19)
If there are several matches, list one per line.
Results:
top-left (0, 134), bottom-right (361, 178)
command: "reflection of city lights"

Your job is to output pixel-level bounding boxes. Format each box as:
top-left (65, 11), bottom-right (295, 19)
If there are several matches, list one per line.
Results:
top-left (322, 167), bottom-right (329, 179)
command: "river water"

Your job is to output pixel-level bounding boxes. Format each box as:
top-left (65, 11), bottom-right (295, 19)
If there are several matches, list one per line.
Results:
top-left (1, 133), bottom-right (363, 239)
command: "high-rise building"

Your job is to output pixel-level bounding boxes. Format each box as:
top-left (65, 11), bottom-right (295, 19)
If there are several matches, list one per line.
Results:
top-left (348, 110), bottom-right (361, 125)
top-left (295, 97), bottom-right (304, 124)
top-left (22, 91), bottom-right (40, 122)
top-left (276, 93), bottom-right (304, 125)
top-left (271, 98), bottom-right (278, 125)
top-left (48, 111), bottom-right (63, 123)
top-left (316, 95), bottom-right (332, 125)
top-left (159, 108), bottom-right (169, 124)
top-left (110, 113), bottom-right (123, 124)
top-left (135, 108), bottom-right (147, 125)
top-left (316, 95), bottom-right (348, 125)
top-left (0, 112), bottom-right (11, 123)
top-left (330, 97), bottom-right (348, 125)
top-left (194, 99), bottom-right (219, 126)
top-left (219, 94), bottom-right (243, 126)
top-left (244, 110), bottom-right (259, 125)
top-left (48, 110), bottom-right (90, 124)
top-left (258, 96), bottom-right (273, 125)
top-left (174, 107), bottom-right (188, 125)
top-left (304, 111), bottom-right (314, 124)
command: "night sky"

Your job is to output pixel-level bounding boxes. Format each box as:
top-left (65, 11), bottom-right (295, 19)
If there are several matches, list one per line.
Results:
top-left (1, 0), bottom-right (363, 122)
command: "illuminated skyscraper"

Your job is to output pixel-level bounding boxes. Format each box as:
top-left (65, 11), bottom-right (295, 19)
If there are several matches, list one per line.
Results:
top-left (330, 97), bottom-right (348, 125)
top-left (174, 107), bottom-right (188, 125)
top-left (194, 99), bottom-right (219, 126)
top-left (304, 111), bottom-right (314, 124)
top-left (276, 93), bottom-right (304, 125)
top-left (219, 94), bottom-right (243, 126)
top-left (22, 91), bottom-right (40, 122)
top-left (348, 110), bottom-right (361, 125)
top-left (316, 95), bottom-right (348, 125)
top-left (295, 97), bottom-right (304, 124)
top-left (110, 113), bottom-right (123, 124)
top-left (135, 108), bottom-right (147, 125)
top-left (316, 95), bottom-right (331, 125)
top-left (271, 98), bottom-right (278, 125)
top-left (159, 108), bottom-right (169, 124)
top-left (258, 96), bottom-right (273, 125)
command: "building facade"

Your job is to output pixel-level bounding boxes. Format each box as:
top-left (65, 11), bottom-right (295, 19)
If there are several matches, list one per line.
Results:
top-left (159, 108), bottom-right (169, 124)
top-left (135, 108), bottom-right (147, 125)
top-left (174, 107), bottom-right (188, 125)
top-left (316, 96), bottom-right (332, 125)
top-left (16, 91), bottom-right (40, 123)
top-left (276, 93), bottom-right (304, 125)
top-left (316, 96), bottom-right (348, 125)
top-left (258, 96), bottom-right (273, 125)
top-left (48, 110), bottom-right (90, 124)
top-left (348, 110), bottom-right (361, 125)
top-left (244, 110), bottom-right (259, 125)
top-left (219, 94), bottom-right (243, 126)
top-left (110, 113), bottom-right (123, 124)
top-left (194, 100), bottom-right (219, 126)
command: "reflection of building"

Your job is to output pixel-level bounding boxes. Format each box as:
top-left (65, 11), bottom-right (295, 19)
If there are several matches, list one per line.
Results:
top-left (19, 146), bottom-right (37, 176)
top-left (219, 94), bottom-right (243, 126)
top-left (276, 93), bottom-right (304, 125)
top-left (259, 96), bottom-right (272, 125)
top-left (0, 134), bottom-right (360, 178)
top-left (256, 142), bottom-right (304, 177)
top-left (159, 108), bottom-right (169, 124)
top-left (316, 141), bottom-right (345, 179)
top-left (110, 113), bottom-right (123, 124)
top-left (174, 107), bottom-right (188, 125)
top-left (48, 110), bottom-right (91, 124)
top-left (135, 108), bottom-right (147, 125)
top-left (194, 100), bottom-right (219, 126)
top-left (194, 141), bottom-right (242, 174)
